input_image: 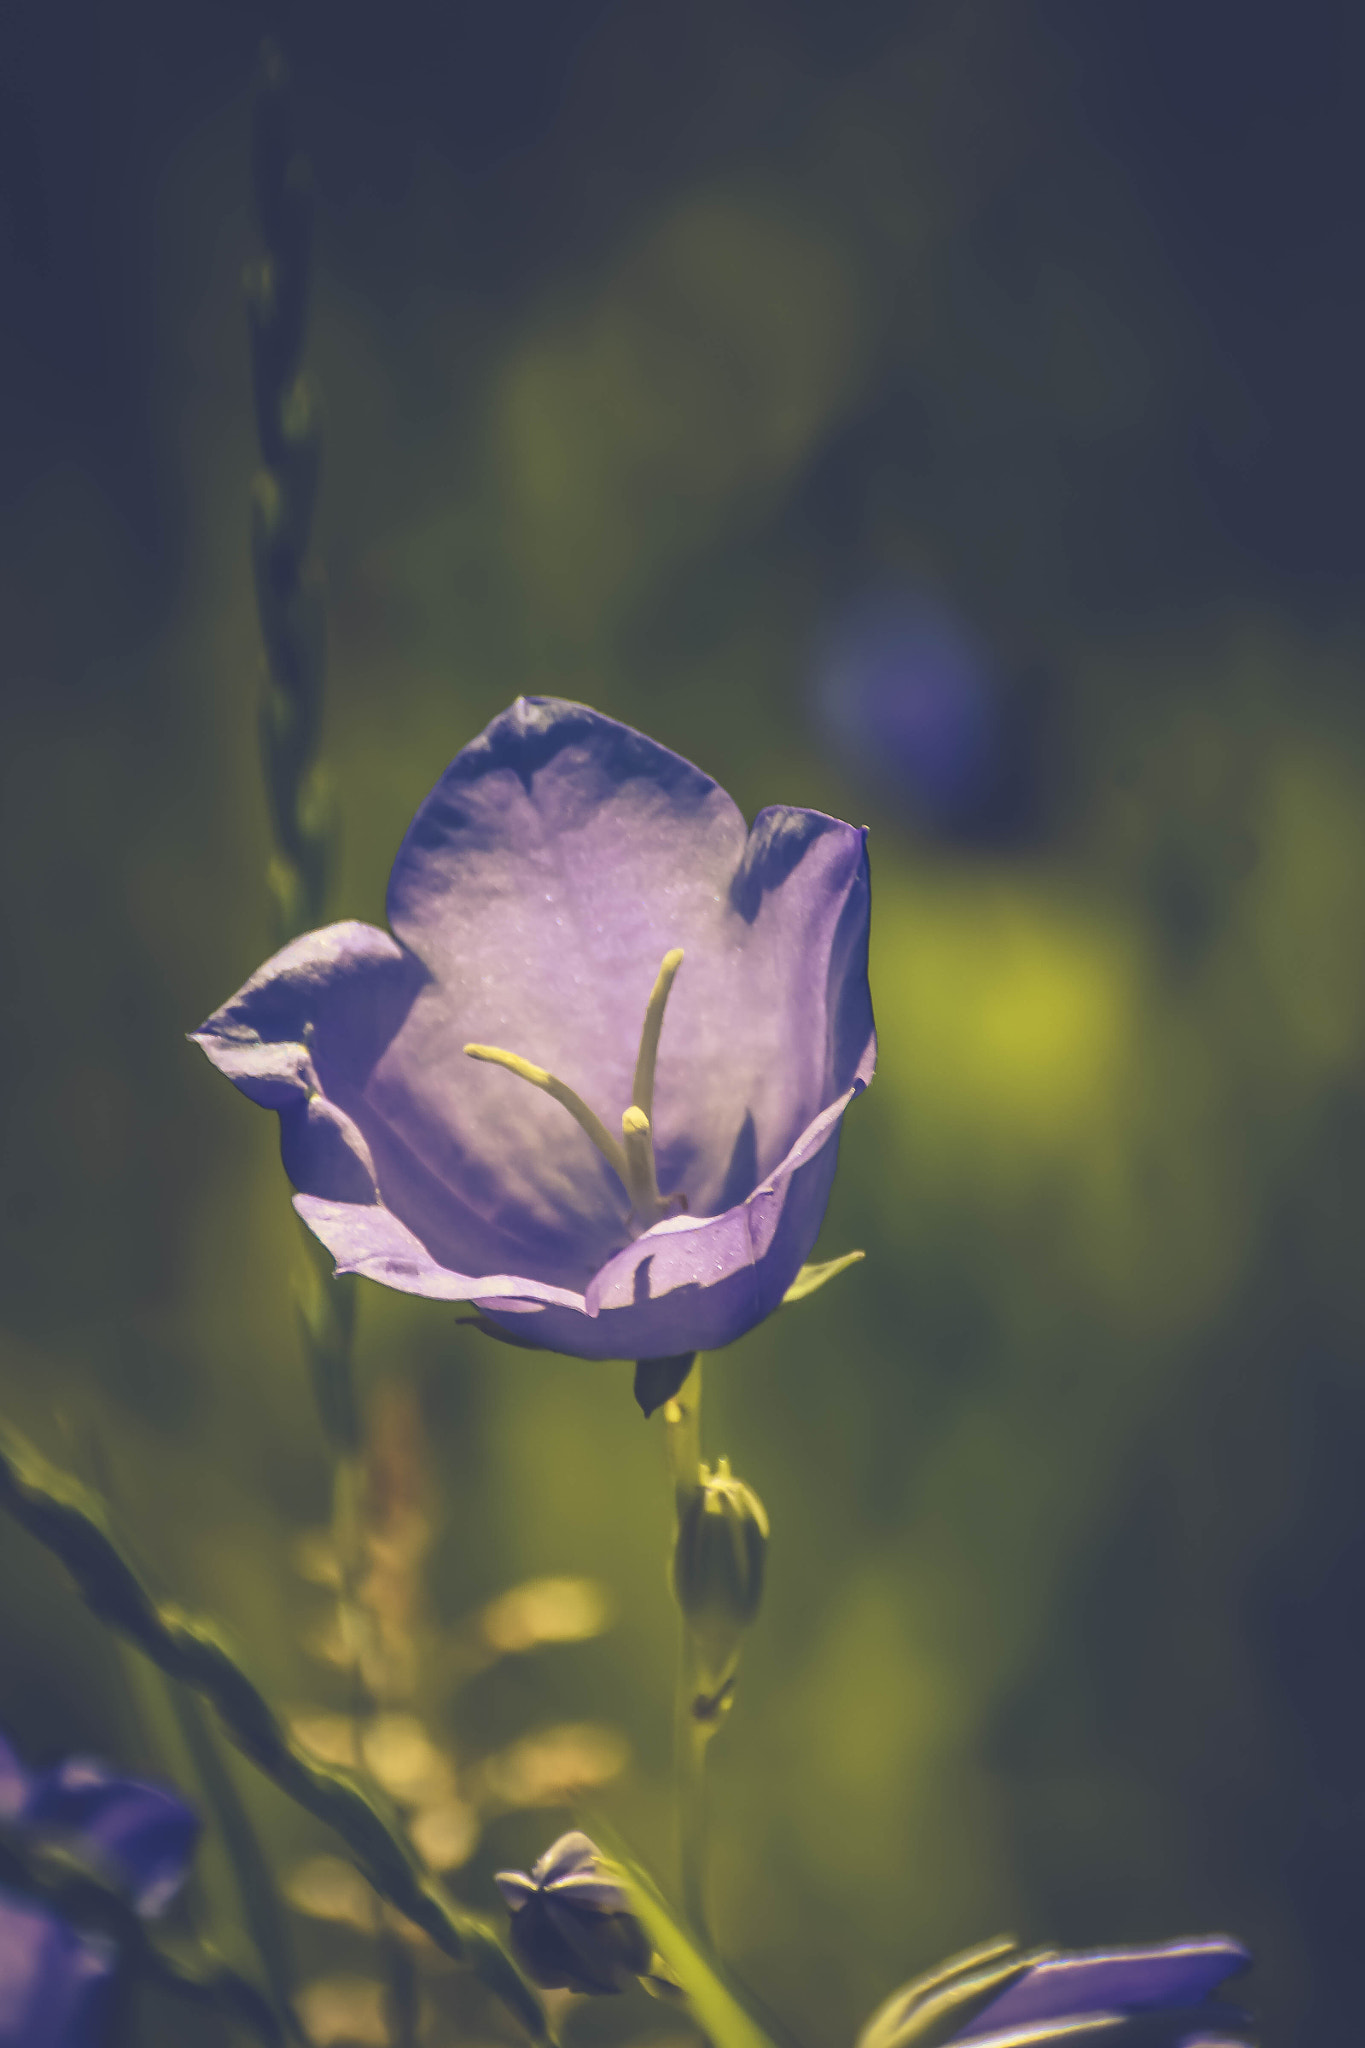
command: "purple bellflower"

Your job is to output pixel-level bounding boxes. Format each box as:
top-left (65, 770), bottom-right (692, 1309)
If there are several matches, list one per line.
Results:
top-left (858, 1934), bottom-right (1255, 2048)
top-left (194, 697), bottom-right (875, 1363)
top-left (0, 1728), bottom-right (199, 2047)
top-left (494, 1832), bottom-right (649, 1995)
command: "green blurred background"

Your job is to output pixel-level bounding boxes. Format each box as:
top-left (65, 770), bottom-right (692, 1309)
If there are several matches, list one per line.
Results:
top-left (3, 2), bottom-right (1364, 2042)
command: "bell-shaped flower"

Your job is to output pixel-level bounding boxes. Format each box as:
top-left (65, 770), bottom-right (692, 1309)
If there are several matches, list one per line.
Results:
top-left (856, 1932), bottom-right (1255, 2048)
top-left (0, 1727), bottom-right (199, 2047)
top-left (494, 1832), bottom-right (650, 1994)
top-left (194, 697), bottom-right (875, 1362)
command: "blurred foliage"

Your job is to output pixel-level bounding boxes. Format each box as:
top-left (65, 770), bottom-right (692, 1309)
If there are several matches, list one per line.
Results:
top-left (2, 2), bottom-right (1364, 2043)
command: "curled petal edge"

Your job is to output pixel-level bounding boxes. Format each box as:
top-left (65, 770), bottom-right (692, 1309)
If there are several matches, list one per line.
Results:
top-left (293, 1077), bottom-right (868, 1361)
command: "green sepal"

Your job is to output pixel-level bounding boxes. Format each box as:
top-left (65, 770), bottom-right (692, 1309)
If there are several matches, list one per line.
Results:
top-left (781, 1251), bottom-right (865, 1306)
top-left (635, 1353), bottom-right (697, 1418)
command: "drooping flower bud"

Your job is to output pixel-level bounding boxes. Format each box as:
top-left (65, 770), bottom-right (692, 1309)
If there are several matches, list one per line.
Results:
top-left (670, 1459), bottom-right (769, 1695)
top-left (494, 1832), bottom-right (650, 1995)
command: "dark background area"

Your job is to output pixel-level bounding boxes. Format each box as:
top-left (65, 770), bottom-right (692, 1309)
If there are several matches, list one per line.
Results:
top-left (3, 3), bottom-right (1365, 2043)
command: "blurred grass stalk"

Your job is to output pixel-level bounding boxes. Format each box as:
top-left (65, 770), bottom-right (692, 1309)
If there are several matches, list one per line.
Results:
top-left (245, 41), bottom-right (416, 2048)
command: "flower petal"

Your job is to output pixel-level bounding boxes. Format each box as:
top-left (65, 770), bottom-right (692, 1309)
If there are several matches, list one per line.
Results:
top-left (23, 1758), bottom-right (200, 1917)
top-left (0, 1898), bottom-right (115, 2048)
top-left (294, 1073), bottom-right (863, 1359)
top-left (374, 697), bottom-right (873, 1263)
top-left (192, 921), bottom-right (420, 1209)
top-left (494, 1871), bottom-right (538, 1914)
top-left (529, 1832), bottom-right (600, 1886)
top-left (958, 1943), bottom-right (1252, 2039)
top-left (291, 1194), bottom-right (587, 1312)
top-left (586, 1081), bottom-right (859, 1316)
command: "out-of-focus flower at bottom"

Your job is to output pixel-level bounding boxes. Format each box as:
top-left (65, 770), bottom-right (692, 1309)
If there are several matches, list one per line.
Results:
top-left (856, 1933), bottom-right (1255, 2048)
top-left (495, 1832), bottom-right (650, 1994)
top-left (0, 1727), bottom-right (199, 2047)
top-left (812, 591), bottom-right (1047, 848)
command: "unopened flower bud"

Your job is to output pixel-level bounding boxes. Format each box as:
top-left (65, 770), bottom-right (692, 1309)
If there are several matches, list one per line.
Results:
top-left (671, 1458), bottom-right (769, 1691)
top-left (494, 1832), bottom-right (650, 1995)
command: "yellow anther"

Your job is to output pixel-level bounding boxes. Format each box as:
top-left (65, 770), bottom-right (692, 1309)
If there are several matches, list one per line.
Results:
top-left (464, 1043), bottom-right (629, 1184)
top-left (632, 948), bottom-right (684, 1122)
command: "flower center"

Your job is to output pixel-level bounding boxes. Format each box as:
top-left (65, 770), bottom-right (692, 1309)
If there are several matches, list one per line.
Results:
top-left (464, 948), bottom-right (687, 1228)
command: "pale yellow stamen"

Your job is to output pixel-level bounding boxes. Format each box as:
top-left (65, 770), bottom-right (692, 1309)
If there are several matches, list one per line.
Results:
top-left (463, 1044), bottom-right (630, 1184)
top-left (632, 947), bottom-right (685, 1122)
top-left (464, 948), bottom-right (686, 1227)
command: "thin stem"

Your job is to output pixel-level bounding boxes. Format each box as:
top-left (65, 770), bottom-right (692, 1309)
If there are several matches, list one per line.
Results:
top-left (663, 1355), bottom-right (703, 1518)
top-left (330, 1452), bottom-right (371, 1733)
top-left (674, 1637), bottom-right (711, 1944)
top-left (663, 1358), bottom-right (710, 1944)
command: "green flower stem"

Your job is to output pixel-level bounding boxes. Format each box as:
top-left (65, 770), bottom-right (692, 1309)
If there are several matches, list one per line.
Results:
top-left (0, 1417), bottom-right (546, 2043)
top-left (674, 1634), bottom-right (712, 1945)
top-left (663, 1357), bottom-right (712, 1943)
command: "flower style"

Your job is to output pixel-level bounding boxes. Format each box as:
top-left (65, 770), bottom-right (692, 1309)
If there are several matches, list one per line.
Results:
top-left (494, 1832), bottom-right (650, 1994)
top-left (194, 697), bottom-right (875, 1362)
top-left (0, 1728), bottom-right (199, 2047)
top-left (857, 1933), bottom-right (1255, 2048)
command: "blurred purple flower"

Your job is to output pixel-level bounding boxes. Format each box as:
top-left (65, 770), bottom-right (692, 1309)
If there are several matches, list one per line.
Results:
top-left (813, 593), bottom-right (1042, 845)
top-left (494, 1831), bottom-right (649, 1995)
top-left (0, 1728), bottom-right (198, 2048)
top-left (858, 1934), bottom-right (1255, 2048)
top-left (194, 697), bottom-right (875, 1362)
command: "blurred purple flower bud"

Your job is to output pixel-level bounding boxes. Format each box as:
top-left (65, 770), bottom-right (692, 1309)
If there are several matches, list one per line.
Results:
top-left (857, 1933), bottom-right (1255, 2048)
top-left (495, 1831), bottom-right (650, 1995)
top-left (813, 593), bottom-right (1043, 846)
top-left (0, 1727), bottom-right (199, 2047)
top-left (194, 697), bottom-right (875, 1362)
